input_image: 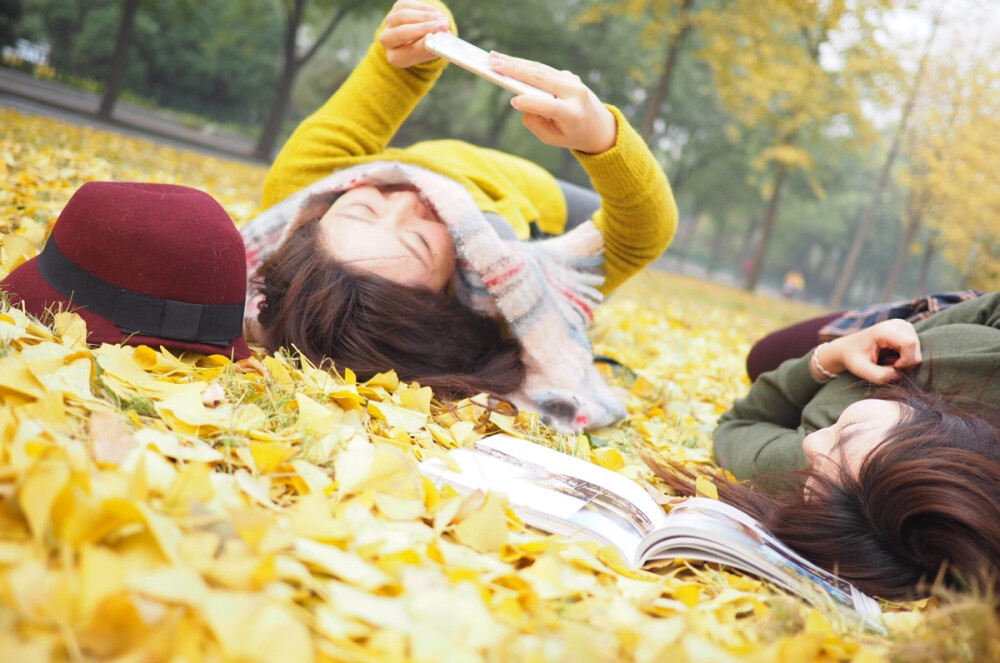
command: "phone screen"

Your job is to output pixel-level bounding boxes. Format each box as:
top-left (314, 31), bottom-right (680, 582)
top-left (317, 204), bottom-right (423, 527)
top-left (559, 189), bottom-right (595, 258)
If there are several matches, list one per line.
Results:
top-left (424, 33), bottom-right (554, 98)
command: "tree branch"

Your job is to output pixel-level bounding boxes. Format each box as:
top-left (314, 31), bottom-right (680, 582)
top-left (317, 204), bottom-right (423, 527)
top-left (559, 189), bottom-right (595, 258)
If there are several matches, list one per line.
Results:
top-left (299, 0), bottom-right (367, 68)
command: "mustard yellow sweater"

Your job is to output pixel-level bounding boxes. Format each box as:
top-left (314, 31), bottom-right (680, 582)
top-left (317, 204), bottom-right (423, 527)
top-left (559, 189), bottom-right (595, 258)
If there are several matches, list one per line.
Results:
top-left (261, 2), bottom-right (677, 294)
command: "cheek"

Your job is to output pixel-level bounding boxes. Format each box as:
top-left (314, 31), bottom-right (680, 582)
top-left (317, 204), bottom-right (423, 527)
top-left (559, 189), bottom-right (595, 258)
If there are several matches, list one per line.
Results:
top-left (431, 228), bottom-right (456, 263)
top-left (847, 431), bottom-right (889, 472)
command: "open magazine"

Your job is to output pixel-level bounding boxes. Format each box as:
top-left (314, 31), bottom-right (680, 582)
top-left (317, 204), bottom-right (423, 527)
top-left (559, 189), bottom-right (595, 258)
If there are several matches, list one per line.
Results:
top-left (420, 434), bottom-right (885, 633)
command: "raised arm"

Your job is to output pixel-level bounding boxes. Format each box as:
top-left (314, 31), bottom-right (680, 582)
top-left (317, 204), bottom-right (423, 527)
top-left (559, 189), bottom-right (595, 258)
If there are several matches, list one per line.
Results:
top-left (261, 0), bottom-right (456, 208)
top-left (715, 318), bottom-right (925, 480)
top-left (488, 53), bottom-right (678, 295)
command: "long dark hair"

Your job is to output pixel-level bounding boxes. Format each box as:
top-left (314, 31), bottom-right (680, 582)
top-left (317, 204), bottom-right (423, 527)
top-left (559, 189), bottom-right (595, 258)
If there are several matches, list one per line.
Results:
top-left (254, 202), bottom-right (525, 399)
top-left (650, 381), bottom-right (1000, 601)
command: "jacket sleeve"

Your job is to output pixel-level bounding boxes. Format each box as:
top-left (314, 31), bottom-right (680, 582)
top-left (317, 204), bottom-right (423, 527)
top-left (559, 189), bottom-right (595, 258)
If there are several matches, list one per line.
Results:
top-left (572, 106), bottom-right (678, 295)
top-left (713, 355), bottom-right (826, 481)
top-left (260, 1), bottom-right (455, 209)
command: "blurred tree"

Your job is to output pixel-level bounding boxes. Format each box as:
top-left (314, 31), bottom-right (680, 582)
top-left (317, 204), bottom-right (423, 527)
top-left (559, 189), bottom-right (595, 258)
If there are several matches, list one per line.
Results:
top-left (829, 9), bottom-right (941, 308)
top-left (254, 0), bottom-right (387, 161)
top-left (17, 0), bottom-right (281, 126)
top-left (913, 57), bottom-right (1000, 290)
top-left (577, 0), bottom-right (698, 143)
top-left (0, 0), bottom-right (22, 47)
top-left (134, 0), bottom-right (280, 124)
top-left (879, 184), bottom-right (926, 299)
top-left (698, 0), bottom-right (896, 292)
top-left (97, 0), bottom-right (139, 117)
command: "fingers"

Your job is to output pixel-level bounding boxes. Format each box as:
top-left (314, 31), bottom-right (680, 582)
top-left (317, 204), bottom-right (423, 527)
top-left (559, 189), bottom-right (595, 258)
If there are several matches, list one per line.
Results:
top-left (858, 364), bottom-right (903, 384)
top-left (870, 319), bottom-right (922, 369)
top-left (834, 319), bottom-right (922, 384)
top-left (489, 52), bottom-right (581, 98)
top-left (489, 51), bottom-right (617, 154)
top-left (378, 0), bottom-right (451, 68)
top-left (385, 0), bottom-right (445, 22)
top-left (379, 13), bottom-right (449, 50)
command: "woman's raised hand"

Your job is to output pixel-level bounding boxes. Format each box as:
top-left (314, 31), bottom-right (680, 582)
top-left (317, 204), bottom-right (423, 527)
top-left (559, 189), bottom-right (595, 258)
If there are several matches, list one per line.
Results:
top-left (812, 319), bottom-right (923, 384)
top-left (379, 0), bottom-right (451, 69)
top-left (489, 52), bottom-right (617, 155)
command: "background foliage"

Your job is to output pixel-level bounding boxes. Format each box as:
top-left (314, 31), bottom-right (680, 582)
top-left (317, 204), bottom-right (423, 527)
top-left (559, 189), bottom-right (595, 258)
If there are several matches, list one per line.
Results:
top-left (5, 0), bottom-right (999, 305)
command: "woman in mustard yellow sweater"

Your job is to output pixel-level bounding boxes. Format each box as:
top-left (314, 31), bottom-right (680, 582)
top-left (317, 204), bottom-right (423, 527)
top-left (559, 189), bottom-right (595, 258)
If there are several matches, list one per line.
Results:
top-left (240, 0), bottom-right (677, 431)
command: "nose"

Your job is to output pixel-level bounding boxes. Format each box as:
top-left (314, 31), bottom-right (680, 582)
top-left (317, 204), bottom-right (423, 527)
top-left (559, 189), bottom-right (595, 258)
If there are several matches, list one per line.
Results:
top-left (802, 426), bottom-right (833, 468)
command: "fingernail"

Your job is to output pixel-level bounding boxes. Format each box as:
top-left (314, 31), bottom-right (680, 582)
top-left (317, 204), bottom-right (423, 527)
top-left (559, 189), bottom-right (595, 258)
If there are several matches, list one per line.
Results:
top-left (510, 97), bottom-right (520, 109)
top-left (490, 51), bottom-right (503, 67)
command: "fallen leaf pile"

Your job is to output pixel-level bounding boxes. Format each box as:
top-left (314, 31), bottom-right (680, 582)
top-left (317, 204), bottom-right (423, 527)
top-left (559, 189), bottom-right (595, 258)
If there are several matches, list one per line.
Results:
top-left (1, 108), bottom-right (997, 662)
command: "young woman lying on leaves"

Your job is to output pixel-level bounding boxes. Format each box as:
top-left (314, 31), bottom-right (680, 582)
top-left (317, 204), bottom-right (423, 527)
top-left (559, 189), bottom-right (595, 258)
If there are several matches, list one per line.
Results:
top-left (652, 292), bottom-right (1000, 601)
top-left (239, 0), bottom-right (676, 432)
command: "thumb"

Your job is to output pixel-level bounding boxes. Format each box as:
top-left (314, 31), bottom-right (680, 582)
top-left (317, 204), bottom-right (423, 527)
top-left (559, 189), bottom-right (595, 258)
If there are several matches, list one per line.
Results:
top-left (521, 112), bottom-right (549, 138)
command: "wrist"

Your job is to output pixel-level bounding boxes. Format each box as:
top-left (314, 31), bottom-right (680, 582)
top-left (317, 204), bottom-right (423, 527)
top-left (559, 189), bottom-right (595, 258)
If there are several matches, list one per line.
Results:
top-left (578, 107), bottom-right (618, 155)
top-left (810, 343), bottom-right (840, 381)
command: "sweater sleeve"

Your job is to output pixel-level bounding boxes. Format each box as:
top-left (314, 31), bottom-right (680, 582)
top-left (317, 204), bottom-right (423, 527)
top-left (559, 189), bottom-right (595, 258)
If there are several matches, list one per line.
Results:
top-left (573, 106), bottom-right (678, 295)
top-left (260, 1), bottom-right (456, 209)
top-left (713, 355), bottom-right (826, 481)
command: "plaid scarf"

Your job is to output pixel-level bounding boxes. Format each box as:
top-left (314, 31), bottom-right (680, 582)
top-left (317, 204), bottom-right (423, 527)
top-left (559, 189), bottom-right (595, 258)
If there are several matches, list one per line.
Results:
top-left (818, 290), bottom-right (986, 341)
top-left (242, 162), bottom-right (626, 432)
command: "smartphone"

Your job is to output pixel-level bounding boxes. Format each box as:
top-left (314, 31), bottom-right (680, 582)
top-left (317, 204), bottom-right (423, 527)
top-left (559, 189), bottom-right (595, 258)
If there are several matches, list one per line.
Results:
top-left (424, 32), bottom-right (554, 98)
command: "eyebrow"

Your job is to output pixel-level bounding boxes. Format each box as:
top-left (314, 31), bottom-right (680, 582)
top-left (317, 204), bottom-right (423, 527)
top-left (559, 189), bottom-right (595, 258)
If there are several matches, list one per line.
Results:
top-left (333, 214), bottom-right (429, 269)
top-left (833, 423), bottom-right (862, 455)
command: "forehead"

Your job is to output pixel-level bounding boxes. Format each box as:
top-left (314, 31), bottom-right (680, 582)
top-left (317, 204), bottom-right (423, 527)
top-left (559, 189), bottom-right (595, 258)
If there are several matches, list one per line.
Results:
top-left (321, 213), bottom-right (412, 265)
top-left (840, 398), bottom-right (902, 423)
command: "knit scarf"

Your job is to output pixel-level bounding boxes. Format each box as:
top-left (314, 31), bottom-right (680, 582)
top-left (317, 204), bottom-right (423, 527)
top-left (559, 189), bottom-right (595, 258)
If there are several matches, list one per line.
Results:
top-left (242, 162), bottom-right (626, 432)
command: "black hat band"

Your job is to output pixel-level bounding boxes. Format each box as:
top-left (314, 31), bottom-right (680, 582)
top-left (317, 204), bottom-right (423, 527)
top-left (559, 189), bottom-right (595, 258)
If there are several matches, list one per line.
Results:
top-left (36, 239), bottom-right (244, 348)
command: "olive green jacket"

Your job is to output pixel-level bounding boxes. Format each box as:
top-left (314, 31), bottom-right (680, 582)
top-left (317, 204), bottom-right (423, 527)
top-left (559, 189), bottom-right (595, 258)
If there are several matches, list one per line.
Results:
top-left (714, 292), bottom-right (1000, 481)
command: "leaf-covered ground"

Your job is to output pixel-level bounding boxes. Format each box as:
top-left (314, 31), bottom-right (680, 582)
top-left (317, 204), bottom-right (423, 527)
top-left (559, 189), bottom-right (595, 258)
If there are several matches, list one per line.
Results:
top-left (1, 108), bottom-right (997, 662)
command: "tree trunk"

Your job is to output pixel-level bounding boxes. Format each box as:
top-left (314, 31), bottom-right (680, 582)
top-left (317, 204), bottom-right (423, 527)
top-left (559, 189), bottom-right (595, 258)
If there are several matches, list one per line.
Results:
top-left (959, 226), bottom-right (985, 289)
top-left (671, 217), bottom-right (698, 274)
top-left (744, 167), bottom-right (787, 291)
top-left (97, 0), bottom-right (141, 119)
top-left (740, 215), bottom-right (759, 256)
top-left (254, 0), bottom-right (365, 161)
top-left (879, 210), bottom-right (922, 300)
top-left (828, 13), bottom-right (939, 309)
top-left (639, 0), bottom-right (694, 143)
top-left (255, 61), bottom-right (299, 161)
top-left (915, 236), bottom-right (938, 294)
top-left (255, 0), bottom-right (304, 161)
top-left (706, 213), bottom-right (730, 274)
top-left (484, 84), bottom-right (514, 147)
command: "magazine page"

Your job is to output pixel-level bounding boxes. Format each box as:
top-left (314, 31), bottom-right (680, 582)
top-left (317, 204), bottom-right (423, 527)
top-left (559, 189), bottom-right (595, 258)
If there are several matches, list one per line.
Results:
top-left (419, 435), bottom-right (669, 562)
top-left (643, 498), bottom-right (884, 632)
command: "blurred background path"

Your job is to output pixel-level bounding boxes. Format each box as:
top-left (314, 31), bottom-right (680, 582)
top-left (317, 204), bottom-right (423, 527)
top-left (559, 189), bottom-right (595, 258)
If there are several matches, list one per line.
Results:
top-left (0, 68), bottom-right (256, 161)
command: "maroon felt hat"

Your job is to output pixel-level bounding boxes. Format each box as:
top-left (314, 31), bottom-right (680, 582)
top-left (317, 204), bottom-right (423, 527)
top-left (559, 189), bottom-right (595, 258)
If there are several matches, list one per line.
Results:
top-left (1, 181), bottom-right (250, 359)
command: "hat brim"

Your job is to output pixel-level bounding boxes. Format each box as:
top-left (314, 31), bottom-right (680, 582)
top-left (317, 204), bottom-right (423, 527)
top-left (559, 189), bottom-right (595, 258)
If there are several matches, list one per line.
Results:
top-left (2, 255), bottom-right (251, 361)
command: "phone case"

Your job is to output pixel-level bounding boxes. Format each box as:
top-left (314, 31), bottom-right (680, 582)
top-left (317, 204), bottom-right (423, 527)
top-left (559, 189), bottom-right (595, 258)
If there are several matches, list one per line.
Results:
top-left (424, 33), bottom-right (553, 98)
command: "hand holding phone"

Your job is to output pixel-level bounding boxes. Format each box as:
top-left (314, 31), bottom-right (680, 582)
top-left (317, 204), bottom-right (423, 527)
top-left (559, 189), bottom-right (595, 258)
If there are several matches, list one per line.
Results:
top-left (424, 32), bottom-right (554, 98)
top-left (488, 52), bottom-right (618, 155)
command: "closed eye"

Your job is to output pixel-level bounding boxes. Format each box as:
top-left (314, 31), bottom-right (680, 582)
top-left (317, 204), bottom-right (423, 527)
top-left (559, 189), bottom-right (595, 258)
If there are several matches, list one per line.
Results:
top-left (347, 202), bottom-right (377, 216)
top-left (401, 230), bottom-right (432, 268)
top-left (411, 230), bottom-right (431, 256)
top-left (832, 421), bottom-right (861, 454)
